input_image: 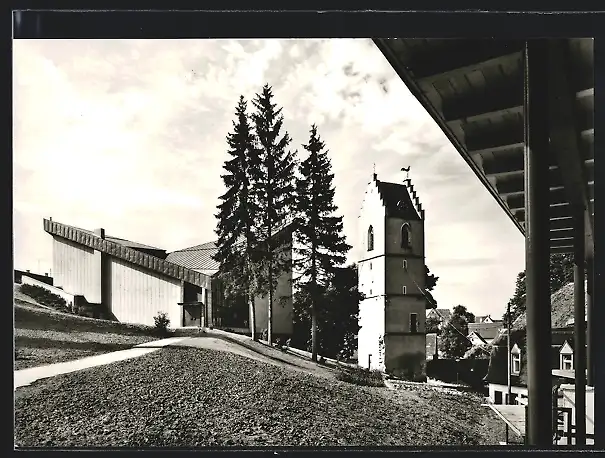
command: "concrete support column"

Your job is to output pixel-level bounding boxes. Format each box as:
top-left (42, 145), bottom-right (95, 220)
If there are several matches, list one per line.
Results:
top-left (586, 257), bottom-right (594, 387)
top-left (573, 207), bottom-right (586, 445)
top-left (523, 39), bottom-right (553, 447)
top-left (93, 228), bottom-right (106, 307)
top-left (205, 285), bottom-right (213, 328)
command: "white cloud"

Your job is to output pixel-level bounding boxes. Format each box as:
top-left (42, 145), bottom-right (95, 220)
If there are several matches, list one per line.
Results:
top-left (12, 38), bottom-right (525, 318)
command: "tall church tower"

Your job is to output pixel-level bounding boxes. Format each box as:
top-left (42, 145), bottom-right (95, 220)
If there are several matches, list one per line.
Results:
top-left (357, 172), bottom-right (428, 381)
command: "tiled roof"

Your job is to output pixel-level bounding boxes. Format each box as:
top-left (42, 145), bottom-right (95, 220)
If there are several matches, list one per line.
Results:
top-left (468, 331), bottom-right (488, 345)
top-left (426, 308), bottom-right (452, 322)
top-left (166, 241), bottom-right (220, 272)
top-left (468, 322), bottom-right (504, 341)
top-left (375, 179), bottom-right (422, 220)
top-left (166, 221), bottom-right (296, 274)
top-left (44, 219), bottom-right (211, 289)
top-left (512, 281), bottom-right (587, 330)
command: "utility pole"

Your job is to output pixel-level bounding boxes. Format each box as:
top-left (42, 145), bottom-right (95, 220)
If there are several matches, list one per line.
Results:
top-left (506, 302), bottom-right (512, 444)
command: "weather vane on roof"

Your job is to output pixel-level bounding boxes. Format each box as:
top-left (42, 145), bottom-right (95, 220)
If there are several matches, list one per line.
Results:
top-left (401, 166), bottom-right (411, 181)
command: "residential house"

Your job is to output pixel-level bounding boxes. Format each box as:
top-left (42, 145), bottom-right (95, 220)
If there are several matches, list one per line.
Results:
top-left (468, 321), bottom-right (504, 346)
top-left (426, 308), bottom-right (452, 329)
top-left (475, 314), bottom-right (502, 324)
top-left (14, 269), bottom-right (54, 286)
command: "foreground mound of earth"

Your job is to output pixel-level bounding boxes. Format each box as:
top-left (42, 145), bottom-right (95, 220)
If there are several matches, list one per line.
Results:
top-left (15, 347), bottom-right (506, 447)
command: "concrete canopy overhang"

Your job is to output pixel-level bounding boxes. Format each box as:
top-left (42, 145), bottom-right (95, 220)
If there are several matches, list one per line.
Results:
top-left (373, 38), bottom-right (594, 258)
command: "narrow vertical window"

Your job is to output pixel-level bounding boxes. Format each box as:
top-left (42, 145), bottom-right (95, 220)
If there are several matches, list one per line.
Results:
top-left (402, 286), bottom-right (407, 295)
top-left (403, 259), bottom-right (408, 270)
top-left (367, 225), bottom-right (374, 251)
top-left (401, 224), bottom-right (411, 249)
top-left (410, 313), bottom-right (418, 333)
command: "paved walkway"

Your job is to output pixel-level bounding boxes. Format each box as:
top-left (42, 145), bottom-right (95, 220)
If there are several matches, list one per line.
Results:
top-left (14, 337), bottom-right (185, 390)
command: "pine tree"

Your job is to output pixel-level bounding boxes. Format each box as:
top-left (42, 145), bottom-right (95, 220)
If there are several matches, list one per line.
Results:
top-left (250, 84), bottom-right (297, 345)
top-left (214, 95), bottom-right (262, 340)
top-left (294, 124), bottom-right (351, 361)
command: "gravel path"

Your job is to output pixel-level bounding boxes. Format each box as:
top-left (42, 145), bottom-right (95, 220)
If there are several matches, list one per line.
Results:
top-left (15, 346), bottom-right (505, 447)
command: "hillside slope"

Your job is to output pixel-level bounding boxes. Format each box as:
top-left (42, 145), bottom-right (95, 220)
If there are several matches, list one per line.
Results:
top-left (14, 302), bottom-right (159, 370)
top-left (15, 346), bottom-right (509, 447)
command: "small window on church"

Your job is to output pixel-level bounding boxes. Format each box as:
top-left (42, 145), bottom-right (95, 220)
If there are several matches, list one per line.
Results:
top-left (403, 260), bottom-right (408, 270)
top-left (401, 224), bottom-right (411, 249)
top-left (402, 286), bottom-right (407, 295)
top-left (410, 313), bottom-right (418, 333)
top-left (370, 262), bottom-right (372, 270)
top-left (368, 225), bottom-right (374, 251)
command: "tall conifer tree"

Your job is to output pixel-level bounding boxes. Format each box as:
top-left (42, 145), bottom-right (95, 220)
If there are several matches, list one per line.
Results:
top-left (214, 95), bottom-right (262, 340)
top-left (251, 84), bottom-right (297, 345)
top-left (294, 124), bottom-right (351, 361)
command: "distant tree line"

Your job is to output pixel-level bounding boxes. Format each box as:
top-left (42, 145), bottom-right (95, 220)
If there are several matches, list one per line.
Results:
top-left (503, 253), bottom-right (576, 326)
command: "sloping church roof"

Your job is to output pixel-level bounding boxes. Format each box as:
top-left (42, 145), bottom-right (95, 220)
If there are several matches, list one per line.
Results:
top-left (166, 241), bottom-right (220, 272)
top-left (374, 175), bottom-right (423, 220)
top-left (43, 218), bottom-right (211, 289)
top-left (166, 221), bottom-right (295, 274)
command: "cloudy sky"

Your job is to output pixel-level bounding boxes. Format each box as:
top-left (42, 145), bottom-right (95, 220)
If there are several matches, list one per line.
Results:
top-left (13, 39), bottom-right (525, 318)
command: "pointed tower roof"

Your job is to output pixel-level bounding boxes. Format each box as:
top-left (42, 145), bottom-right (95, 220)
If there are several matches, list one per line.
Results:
top-left (372, 173), bottom-right (424, 220)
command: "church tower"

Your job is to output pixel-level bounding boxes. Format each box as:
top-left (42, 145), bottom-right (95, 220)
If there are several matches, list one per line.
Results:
top-left (357, 172), bottom-right (428, 381)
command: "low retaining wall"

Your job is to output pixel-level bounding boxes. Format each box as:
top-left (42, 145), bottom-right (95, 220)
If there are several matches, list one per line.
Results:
top-left (21, 275), bottom-right (76, 310)
top-left (427, 358), bottom-right (489, 387)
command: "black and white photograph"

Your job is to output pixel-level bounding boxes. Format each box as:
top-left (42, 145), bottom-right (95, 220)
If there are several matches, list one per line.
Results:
top-left (11, 9), bottom-right (599, 450)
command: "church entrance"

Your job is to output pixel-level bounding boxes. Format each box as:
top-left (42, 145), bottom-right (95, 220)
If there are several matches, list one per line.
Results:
top-left (182, 302), bottom-right (203, 327)
top-left (180, 282), bottom-right (206, 327)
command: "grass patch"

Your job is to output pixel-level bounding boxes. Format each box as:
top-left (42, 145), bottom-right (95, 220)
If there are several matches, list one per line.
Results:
top-left (335, 366), bottom-right (385, 387)
top-left (18, 284), bottom-right (70, 313)
top-left (14, 303), bottom-right (160, 370)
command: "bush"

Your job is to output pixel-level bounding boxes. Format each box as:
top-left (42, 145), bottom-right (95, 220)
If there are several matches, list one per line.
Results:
top-left (19, 284), bottom-right (70, 312)
top-left (153, 312), bottom-right (171, 336)
top-left (336, 367), bottom-right (385, 387)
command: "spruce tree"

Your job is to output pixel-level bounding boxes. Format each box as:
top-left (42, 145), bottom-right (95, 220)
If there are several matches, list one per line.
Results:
top-left (294, 124), bottom-right (351, 361)
top-left (214, 95), bottom-right (262, 340)
top-left (251, 84), bottom-right (297, 345)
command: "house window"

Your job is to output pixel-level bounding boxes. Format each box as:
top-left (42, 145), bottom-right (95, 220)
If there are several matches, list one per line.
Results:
top-left (402, 286), bottom-right (407, 295)
top-left (401, 224), bottom-right (411, 249)
top-left (369, 289), bottom-right (372, 295)
top-left (511, 353), bottom-right (521, 375)
top-left (403, 259), bottom-right (408, 270)
top-left (369, 262), bottom-right (372, 270)
top-left (561, 354), bottom-right (573, 371)
top-left (506, 393), bottom-right (518, 405)
top-left (494, 391), bottom-right (502, 404)
top-left (410, 313), bottom-right (418, 333)
top-left (367, 226), bottom-right (374, 251)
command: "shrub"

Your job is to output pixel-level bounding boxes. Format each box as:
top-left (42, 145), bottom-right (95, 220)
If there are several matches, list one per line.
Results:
top-left (336, 367), bottom-right (385, 387)
top-left (153, 312), bottom-right (171, 335)
top-left (19, 284), bottom-right (70, 312)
